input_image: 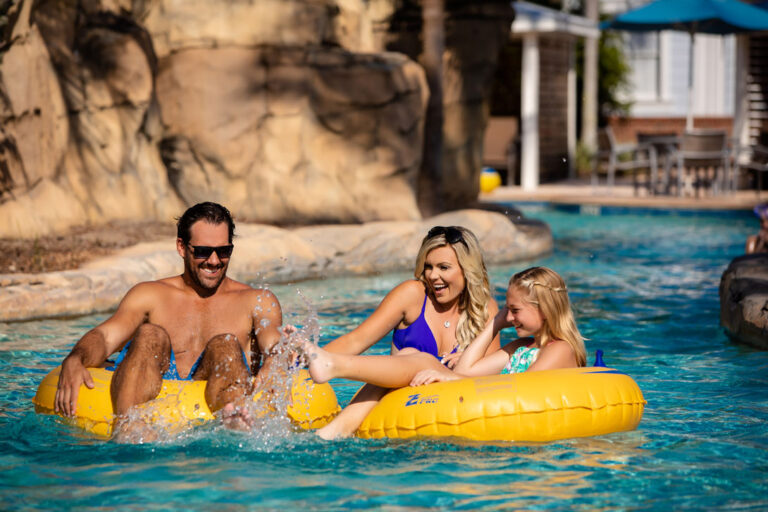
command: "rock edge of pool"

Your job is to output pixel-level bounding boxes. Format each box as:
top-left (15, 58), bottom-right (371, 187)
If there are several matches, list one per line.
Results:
top-left (0, 209), bottom-right (552, 322)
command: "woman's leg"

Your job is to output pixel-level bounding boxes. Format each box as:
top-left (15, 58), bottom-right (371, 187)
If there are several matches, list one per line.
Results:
top-left (315, 383), bottom-right (387, 440)
top-left (305, 343), bottom-right (443, 388)
top-left (308, 345), bottom-right (445, 439)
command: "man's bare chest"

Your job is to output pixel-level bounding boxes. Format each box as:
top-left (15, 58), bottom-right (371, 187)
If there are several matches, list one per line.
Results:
top-left (149, 298), bottom-right (254, 352)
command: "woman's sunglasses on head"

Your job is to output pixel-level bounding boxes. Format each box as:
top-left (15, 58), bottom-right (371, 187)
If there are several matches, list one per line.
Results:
top-left (427, 226), bottom-right (466, 247)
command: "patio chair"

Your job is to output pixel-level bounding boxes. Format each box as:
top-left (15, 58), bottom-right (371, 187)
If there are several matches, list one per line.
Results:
top-left (668, 129), bottom-right (730, 197)
top-left (733, 134), bottom-right (768, 196)
top-left (482, 117), bottom-right (518, 186)
top-left (591, 126), bottom-right (658, 195)
top-left (637, 132), bottom-right (679, 194)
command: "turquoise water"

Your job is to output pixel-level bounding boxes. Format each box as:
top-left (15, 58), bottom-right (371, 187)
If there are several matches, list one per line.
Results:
top-left (2, 205), bottom-right (768, 510)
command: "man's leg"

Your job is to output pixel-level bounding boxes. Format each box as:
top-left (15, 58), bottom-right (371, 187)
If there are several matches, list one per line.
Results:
top-left (193, 334), bottom-right (252, 412)
top-left (110, 323), bottom-right (171, 415)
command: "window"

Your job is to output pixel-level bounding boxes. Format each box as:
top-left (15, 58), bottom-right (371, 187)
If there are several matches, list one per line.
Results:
top-left (626, 31), bottom-right (661, 102)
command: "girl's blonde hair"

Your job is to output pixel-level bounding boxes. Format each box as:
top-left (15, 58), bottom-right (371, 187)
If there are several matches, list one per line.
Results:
top-left (510, 266), bottom-right (587, 366)
top-left (414, 226), bottom-right (491, 350)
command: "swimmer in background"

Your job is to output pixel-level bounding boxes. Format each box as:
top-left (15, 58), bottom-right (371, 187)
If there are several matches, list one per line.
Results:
top-left (304, 266), bottom-right (586, 410)
top-left (745, 203), bottom-right (768, 254)
top-left (310, 225), bottom-right (501, 439)
top-left (54, 202), bottom-right (284, 440)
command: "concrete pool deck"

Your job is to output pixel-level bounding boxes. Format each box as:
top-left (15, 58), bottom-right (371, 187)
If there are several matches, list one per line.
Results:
top-left (480, 179), bottom-right (763, 211)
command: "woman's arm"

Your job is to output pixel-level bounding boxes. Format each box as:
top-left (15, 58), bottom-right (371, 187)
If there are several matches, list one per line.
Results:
top-left (323, 280), bottom-right (424, 355)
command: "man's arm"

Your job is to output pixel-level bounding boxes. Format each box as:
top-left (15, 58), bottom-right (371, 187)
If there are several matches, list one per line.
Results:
top-left (55, 283), bottom-right (153, 416)
top-left (249, 289), bottom-right (284, 387)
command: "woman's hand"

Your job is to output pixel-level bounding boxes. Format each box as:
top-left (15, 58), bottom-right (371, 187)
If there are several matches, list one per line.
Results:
top-left (410, 367), bottom-right (459, 386)
top-left (440, 350), bottom-right (462, 369)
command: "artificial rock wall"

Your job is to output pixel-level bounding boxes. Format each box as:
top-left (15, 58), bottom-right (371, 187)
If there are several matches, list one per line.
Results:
top-left (0, 0), bottom-right (511, 239)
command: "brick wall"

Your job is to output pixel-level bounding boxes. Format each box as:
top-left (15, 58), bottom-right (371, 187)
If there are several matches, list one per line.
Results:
top-left (608, 116), bottom-right (734, 144)
top-left (538, 36), bottom-right (570, 182)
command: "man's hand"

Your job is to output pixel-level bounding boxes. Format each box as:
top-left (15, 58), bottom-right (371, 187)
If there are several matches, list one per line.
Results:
top-left (54, 357), bottom-right (95, 417)
top-left (410, 367), bottom-right (459, 387)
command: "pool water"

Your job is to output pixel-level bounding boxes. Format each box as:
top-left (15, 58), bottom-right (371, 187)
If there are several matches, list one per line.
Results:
top-left (2, 205), bottom-right (767, 510)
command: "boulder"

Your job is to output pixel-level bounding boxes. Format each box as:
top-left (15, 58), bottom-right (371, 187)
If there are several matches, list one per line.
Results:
top-left (719, 254), bottom-right (768, 349)
top-left (155, 47), bottom-right (426, 224)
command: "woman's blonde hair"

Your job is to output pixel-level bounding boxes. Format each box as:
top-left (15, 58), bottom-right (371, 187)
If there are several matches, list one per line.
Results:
top-left (510, 266), bottom-right (587, 367)
top-left (413, 226), bottom-right (491, 350)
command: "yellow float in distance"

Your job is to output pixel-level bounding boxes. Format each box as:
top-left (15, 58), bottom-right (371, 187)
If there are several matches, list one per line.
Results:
top-left (33, 366), bottom-right (340, 437)
top-left (480, 167), bottom-right (502, 193)
top-left (357, 367), bottom-right (645, 442)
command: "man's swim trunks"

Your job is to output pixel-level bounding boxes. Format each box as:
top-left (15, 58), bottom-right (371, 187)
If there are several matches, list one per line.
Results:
top-left (105, 341), bottom-right (250, 381)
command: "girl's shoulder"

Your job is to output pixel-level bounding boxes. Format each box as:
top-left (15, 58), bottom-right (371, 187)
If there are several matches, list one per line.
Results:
top-left (537, 339), bottom-right (577, 365)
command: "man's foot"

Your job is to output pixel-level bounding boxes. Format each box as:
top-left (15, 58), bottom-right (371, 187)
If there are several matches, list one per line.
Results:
top-left (112, 417), bottom-right (159, 444)
top-left (300, 340), bottom-right (335, 384)
top-left (219, 402), bottom-right (253, 431)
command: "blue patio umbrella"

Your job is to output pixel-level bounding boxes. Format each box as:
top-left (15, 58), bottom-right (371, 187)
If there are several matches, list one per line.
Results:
top-left (603, 0), bottom-right (768, 129)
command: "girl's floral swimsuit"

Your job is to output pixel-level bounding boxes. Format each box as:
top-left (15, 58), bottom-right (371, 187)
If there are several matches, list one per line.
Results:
top-left (501, 344), bottom-right (539, 374)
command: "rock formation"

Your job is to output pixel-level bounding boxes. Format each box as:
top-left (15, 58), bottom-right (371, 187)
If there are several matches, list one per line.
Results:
top-left (720, 254), bottom-right (768, 350)
top-left (0, 0), bottom-right (513, 239)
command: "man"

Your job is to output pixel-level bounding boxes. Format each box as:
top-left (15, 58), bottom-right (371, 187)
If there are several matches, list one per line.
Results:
top-left (746, 203), bottom-right (768, 254)
top-left (54, 202), bottom-right (283, 437)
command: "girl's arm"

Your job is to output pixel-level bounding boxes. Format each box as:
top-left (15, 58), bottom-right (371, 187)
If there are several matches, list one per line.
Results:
top-left (452, 308), bottom-right (512, 375)
top-left (440, 298), bottom-right (502, 368)
top-left (323, 280), bottom-right (424, 355)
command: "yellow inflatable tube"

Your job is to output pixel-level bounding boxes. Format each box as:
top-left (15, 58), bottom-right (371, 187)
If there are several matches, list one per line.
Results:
top-left (357, 367), bottom-right (646, 442)
top-left (33, 366), bottom-right (340, 437)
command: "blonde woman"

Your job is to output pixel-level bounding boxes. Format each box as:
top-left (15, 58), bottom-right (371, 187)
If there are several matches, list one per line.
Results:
top-left (313, 226), bottom-right (500, 439)
top-left (306, 267), bottom-right (586, 416)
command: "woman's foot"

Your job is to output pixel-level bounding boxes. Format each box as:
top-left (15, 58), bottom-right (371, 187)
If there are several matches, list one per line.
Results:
top-left (301, 340), bottom-right (336, 384)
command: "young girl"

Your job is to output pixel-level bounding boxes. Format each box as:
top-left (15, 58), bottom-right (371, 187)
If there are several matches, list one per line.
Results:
top-left (304, 266), bottom-right (586, 408)
top-left (310, 226), bottom-right (500, 439)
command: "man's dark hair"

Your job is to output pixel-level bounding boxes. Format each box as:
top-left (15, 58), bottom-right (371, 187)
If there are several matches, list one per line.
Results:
top-left (176, 202), bottom-right (235, 244)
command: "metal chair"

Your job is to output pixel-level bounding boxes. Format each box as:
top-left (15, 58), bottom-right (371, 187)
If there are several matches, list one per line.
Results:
top-left (669, 129), bottom-right (730, 197)
top-left (733, 132), bottom-right (768, 196)
top-left (591, 127), bottom-right (658, 195)
top-left (637, 132), bottom-right (679, 194)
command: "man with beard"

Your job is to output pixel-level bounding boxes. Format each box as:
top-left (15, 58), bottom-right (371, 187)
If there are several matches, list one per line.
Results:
top-left (54, 202), bottom-right (282, 439)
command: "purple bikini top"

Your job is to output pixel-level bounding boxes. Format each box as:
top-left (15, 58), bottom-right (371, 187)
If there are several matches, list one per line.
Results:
top-left (393, 295), bottom-right (456, 360)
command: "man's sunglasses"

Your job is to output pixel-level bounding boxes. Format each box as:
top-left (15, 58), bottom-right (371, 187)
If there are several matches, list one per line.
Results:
top-left (427, 226), bottom-right (467, 247)
top-left (187, 243), bottom-right (234, 260)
